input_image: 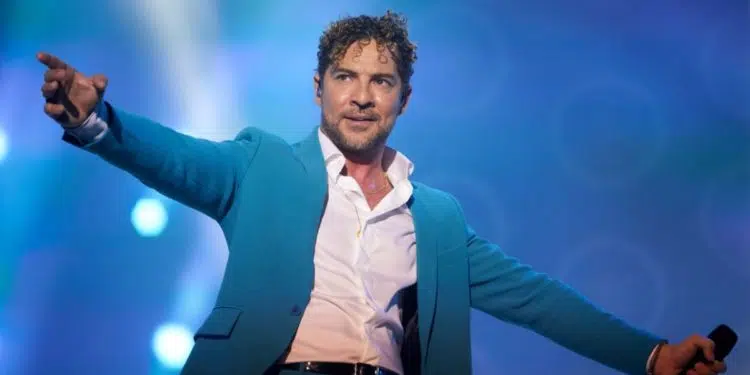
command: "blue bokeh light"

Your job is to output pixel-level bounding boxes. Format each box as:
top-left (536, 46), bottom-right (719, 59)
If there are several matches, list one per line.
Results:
top-left (152, 323), bottom-right (194, 370)
top-left (130, 198), bottom-right (168, 237)
top-left (0, 127), bottom-right (9, 163)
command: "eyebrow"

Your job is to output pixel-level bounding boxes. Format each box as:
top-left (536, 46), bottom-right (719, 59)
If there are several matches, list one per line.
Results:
top-left (331, 67), bottom-right (398, 82)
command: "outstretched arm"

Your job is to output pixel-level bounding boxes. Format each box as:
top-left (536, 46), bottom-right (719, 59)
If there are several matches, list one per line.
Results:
top-left (65, 100), bottom-right (260, 221)
top-left (465, 225), bottom-right (664, 374)
top-left (39, 52), bottom-right (261, 221)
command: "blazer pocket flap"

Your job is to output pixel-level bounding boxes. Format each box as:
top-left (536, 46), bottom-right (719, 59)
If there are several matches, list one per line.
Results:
top-left (194, 307), bottom-right (242, 339)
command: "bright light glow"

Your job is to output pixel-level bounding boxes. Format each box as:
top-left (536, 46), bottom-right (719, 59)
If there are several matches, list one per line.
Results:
top-left (127, 0), bottom-right (239, 139)
top-left (152, 323), bottom-right (194, 369)
top-left (130, 198), bottom-right (168, 237)
top-left (0, 126), bottom-right (8, 162)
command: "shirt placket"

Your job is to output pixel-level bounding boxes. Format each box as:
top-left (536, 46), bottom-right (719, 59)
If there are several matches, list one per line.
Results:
top-left (338, 177), bottom-right (379, 362)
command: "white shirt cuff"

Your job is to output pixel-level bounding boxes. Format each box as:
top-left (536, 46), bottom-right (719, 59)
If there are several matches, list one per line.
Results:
top-left (64, 100), bottom-right (110, 146)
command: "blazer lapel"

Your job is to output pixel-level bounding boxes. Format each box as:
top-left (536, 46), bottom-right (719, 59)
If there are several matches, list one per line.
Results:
top-left (293, 126), bottom-right (328, 199)
top-left (408, 184), bottom-right (438, 365)
top-left (289, 127), bottom-right (329, 269)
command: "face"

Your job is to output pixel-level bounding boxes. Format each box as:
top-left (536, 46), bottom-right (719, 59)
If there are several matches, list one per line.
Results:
top-left (315, 39), bottom-right (411, 155)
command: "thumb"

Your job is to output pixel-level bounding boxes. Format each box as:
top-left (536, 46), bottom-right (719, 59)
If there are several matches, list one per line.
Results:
top-left (91, 74), bottom-right (108, 96)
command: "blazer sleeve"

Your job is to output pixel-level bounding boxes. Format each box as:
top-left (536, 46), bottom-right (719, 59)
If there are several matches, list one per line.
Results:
top-left (458, 209), bottom-right (665, 374)
top-left (63, 101), bottom-right (262, 221)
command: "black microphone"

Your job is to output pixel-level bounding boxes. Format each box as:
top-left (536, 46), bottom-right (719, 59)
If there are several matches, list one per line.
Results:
top-left (679, 324), bottom-right (738, 375)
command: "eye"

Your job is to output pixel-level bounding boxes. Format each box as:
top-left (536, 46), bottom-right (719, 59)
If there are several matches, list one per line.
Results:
top-left (374, 78), bottom-right (392, 86)
top-left (335, 74), bottom-right (350, 81)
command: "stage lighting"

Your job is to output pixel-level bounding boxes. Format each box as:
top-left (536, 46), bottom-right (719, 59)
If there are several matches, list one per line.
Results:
top-left (131, 198), bottom-right (168, 237)
top-left (0, 126), bottom-right (8, 162)
top-left (152, 323), bottom-right (194, 369)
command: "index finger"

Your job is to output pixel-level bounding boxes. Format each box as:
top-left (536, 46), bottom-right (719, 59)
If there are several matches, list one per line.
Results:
top-left (37, 52), bottom-right (68, 69)
top-left (697, 338), bottom-right (716, 362)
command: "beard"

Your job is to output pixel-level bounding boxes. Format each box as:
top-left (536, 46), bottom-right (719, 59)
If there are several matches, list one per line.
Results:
top-left (320, 112), bottom-right (393, 156)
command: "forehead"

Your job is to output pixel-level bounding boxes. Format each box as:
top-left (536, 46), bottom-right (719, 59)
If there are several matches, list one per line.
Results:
top-left (332, 39), bottom-right (398, 74)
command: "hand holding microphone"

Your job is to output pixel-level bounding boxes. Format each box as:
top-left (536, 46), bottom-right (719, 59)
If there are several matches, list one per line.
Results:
top-left (652, 324), bottom-right (737, 375)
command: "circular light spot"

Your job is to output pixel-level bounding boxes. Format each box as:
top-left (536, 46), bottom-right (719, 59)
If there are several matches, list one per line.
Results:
top-left (152, 323), bottom-right (194, 369)
top-left (131, 198), bottom-right (168, 237)
top-left (0, 127), bottom-right (9, 162)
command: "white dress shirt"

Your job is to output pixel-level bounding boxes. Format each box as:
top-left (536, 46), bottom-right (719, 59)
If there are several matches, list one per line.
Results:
top-left (283, 129), bottom-right (416, 375)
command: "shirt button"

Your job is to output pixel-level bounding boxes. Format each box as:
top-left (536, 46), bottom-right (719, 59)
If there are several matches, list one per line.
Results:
top-left (290, 304), bottom-right (303, 316)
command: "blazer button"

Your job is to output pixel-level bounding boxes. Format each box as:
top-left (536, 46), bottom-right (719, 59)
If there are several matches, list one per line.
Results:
top-left (290, 304), bottom-right (302, 316)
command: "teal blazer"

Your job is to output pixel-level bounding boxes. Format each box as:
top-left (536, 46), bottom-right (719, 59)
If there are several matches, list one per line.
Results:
top-left (68, 103), bottom-right (664, 374)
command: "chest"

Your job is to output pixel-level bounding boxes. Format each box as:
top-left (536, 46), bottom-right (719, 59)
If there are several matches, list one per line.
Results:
top-left (316, 181), bottom-right (416, 265)
top-left (313, 182), bottom-right (417, 307)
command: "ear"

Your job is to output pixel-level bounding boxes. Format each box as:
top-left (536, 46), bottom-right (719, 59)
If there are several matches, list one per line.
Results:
top-left (313, 73), bottom-right (322, 106)
top-left (398, 85), bottom-right (412, 115)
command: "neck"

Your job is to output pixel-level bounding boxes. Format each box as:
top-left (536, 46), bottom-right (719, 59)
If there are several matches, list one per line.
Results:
top-left (342, 146), bottom-right (386, 182)
top-left (343, 147), bottom-right (399, 197)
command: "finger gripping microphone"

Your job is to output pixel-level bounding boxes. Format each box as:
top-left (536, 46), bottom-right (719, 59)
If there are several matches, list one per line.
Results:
top-left (679, 324), bottom-right (738, 375)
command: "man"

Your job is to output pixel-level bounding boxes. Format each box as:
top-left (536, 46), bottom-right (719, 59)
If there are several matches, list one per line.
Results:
top-left (37, 10), bottom-right (726, 375)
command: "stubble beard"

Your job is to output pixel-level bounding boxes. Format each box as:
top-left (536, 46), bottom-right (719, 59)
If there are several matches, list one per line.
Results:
top-left (320, 112), bottom-right (392, 159)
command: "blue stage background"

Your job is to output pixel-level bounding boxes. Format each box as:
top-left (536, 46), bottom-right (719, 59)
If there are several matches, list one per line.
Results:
top-left (0, 0), bottom-right (748, 374)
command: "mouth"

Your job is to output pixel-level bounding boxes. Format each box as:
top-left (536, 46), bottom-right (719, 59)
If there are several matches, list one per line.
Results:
top-left (344, 114), bottom-right (378, 123)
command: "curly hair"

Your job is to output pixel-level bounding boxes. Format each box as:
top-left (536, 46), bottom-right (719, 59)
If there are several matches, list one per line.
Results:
top-left (317, 10), bottom-right (417, 92)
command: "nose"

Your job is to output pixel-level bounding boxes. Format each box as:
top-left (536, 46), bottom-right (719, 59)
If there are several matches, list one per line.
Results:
top-left (351, 83), bottom-right (374, 109)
